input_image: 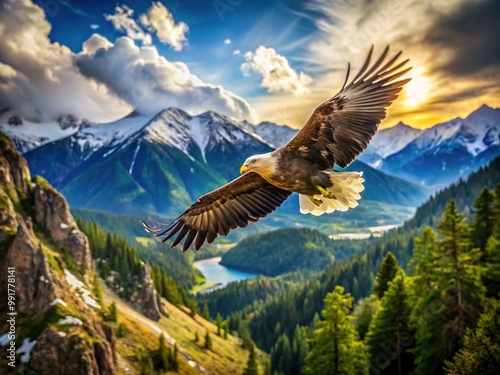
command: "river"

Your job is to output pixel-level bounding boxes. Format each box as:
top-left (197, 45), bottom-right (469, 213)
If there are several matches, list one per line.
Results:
top-left (193, 256), bottom-right (258, 293)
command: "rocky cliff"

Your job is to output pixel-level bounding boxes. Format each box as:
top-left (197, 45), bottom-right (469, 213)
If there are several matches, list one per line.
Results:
top-left (0, 133), bottom-right (116, 374)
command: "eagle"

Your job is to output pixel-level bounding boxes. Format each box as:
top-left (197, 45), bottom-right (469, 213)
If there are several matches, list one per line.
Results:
top-left (144, 46), bottom-right (411, 251)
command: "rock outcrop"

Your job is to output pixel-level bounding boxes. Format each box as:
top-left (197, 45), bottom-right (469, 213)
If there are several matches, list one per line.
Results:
top-left (33, 178), bottom-right (92, 271)
top-left (136, 263), bottom-right (165, 321)
top-left (0, 133), bottom-right (116, 374)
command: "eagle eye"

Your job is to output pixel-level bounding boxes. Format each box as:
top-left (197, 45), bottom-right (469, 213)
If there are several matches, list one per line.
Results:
top-left (251, 160), bottom-right (256, 164)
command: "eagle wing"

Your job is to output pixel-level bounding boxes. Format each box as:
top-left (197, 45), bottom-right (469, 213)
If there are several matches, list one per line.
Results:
top-left (144, 172), bottom-right (291, 251)
top-left (283, 46), bottom-right (411, 169)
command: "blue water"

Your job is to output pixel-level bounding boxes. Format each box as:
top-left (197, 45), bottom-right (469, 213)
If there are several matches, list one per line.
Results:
top-left (193, 257), bottom-right (258, 293)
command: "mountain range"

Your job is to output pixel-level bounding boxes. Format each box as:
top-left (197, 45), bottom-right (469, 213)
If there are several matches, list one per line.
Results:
top-left (7, 107), bottom-right (427, 217)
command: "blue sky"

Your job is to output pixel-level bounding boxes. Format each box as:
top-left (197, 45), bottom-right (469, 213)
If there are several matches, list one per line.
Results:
top-left (2, 0), bottom-right (499, 128)
top-left (42, 0), bottom-right (318, 99)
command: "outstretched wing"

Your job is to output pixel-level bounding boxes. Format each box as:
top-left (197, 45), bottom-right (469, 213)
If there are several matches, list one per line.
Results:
top-left (283, 46), bottom-right (411, 169)
top-left (144, 173), bottom-right (291, 251)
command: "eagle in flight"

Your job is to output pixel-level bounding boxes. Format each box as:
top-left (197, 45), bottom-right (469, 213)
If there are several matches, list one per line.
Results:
top-left (144, 46), bottom-right (411, 251)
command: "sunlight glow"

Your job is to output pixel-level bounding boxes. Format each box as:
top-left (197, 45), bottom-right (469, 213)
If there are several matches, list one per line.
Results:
top-left (404, 68), bottom-right (432, 107)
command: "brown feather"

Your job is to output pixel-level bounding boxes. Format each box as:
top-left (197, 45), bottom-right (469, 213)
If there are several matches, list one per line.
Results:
top-left (283, 46), bottom-right (411, 168)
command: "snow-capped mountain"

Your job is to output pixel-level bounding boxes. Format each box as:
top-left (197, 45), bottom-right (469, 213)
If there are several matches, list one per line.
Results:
top-left (380, 105), bottom-right (500, 188)
top-left (0, 109), bottom-right (90, 153)
top-left (23, 107), bottom-right (428, 215)
top-left (369, 122), bottom-right (422, 158)
top-left (23, 108), bottom-right (274, 214)
top-left (251, 121), bottom-right (298, 148)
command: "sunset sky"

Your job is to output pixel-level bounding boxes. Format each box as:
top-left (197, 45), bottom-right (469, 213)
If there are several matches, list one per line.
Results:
top-left (0, 0), bottom-right (499, 129)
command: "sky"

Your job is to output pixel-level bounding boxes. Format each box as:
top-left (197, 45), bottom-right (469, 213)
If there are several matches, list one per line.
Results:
top-left (0, 0), bottom-right (499, 129)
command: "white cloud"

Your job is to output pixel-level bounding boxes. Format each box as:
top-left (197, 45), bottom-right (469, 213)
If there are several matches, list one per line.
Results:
top-left (105, 5), bottom-right (152, 46)
top-left (90, 24), bottom-right (100, 30)
top-left (224, 38), bottom-right (231, 45)
top-left (241, 46), bottom-right (312, 95)
top-left (139, 2), bottom-right (188, 51)
top-left (0, 0), bottom-right (129, 122)
top-left (233, 50), bottom-right (241, 55)
top-left (76, 35), bottom-right (257, 122)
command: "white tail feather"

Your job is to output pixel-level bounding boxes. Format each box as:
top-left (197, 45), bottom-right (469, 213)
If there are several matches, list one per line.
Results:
top-left (299, 172), bottom-right (365, 216)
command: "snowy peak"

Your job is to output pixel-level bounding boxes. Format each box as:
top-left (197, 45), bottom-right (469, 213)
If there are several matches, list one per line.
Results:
top-left (369, 121), bottom-right (422, 158)
top-left (0, 110), bottom-right (91, 153)
top-left (252, 121), bottom-right (299, 148)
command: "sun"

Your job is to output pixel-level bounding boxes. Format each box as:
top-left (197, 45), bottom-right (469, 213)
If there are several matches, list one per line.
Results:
top-left (404, 68), bottom-right (431, 107)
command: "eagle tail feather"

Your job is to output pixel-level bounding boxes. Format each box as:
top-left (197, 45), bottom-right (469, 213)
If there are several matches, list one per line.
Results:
top-left (299, 172), bottom-right (365, 216)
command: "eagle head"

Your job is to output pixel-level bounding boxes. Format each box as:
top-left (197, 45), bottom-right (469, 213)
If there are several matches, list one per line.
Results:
top-left (240, 152), bottom-right (277, 177)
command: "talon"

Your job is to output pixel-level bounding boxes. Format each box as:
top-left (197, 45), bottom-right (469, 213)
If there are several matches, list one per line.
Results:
top-left (316, 185), bottom-right (335, 199)
top-left (308, 196), bottom-right (323, 206)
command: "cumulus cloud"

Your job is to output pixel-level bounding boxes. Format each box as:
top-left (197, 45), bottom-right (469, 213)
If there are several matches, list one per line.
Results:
top-left (0, 0), bottom-right (130, 121)
top-left (139, 2), bottom-right (188, 51)
top-left (241, 46), bottom-right (312, 95)
top-left (105, 5), bottom-right (152, 46)
top-left (224, 39), bottom-right (231, 45)
top-left (76, 35), bottom-right (257, 121)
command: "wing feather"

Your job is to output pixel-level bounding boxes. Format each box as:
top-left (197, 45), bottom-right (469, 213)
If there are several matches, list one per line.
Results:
top-left (283, 46), bottom-right (411, 168)
top-left (144, 173), bottom-right (291, 251)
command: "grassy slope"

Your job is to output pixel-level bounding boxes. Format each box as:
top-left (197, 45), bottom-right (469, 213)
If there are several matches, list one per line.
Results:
top-left (103, 287), bottom-right (268, 375)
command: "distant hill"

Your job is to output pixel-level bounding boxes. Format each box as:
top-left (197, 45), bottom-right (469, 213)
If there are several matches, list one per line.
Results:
top-left (220, 228), bottom-right (336, 276)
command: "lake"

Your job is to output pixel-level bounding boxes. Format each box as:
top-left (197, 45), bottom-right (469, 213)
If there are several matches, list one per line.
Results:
top-left (193, 257), bottom-right (258, 293)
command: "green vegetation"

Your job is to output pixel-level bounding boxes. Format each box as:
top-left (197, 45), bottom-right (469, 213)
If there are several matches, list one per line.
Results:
top-left (243, 345), bottom-right (259, 375)
top-left (304, 286), bottom-right (368, 374)
top-left (213, 157), bottom-right (500, 375)
top-left (221, 228), bottom-right (337, 276)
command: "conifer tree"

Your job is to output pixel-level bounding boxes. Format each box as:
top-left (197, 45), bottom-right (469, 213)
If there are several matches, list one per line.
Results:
top-left (194, 330), bottom-right (199, 342)
top-left (93, 276), bottom-right (103, 306)
top-left (304, 286), bottom-right (368, 374)
top-left (472, 187), bottom-right (495, 252)
top-left (158, 334), bottom-right (170, 371)
top-left (366, 270), bottom-right (414, 375)
top-left (243, 345), bottom-right (259, 375)
top-left (216, 312), bottom-right (223, 336)
top-left (202, 302), bottom-right (210, 320)
top-left (189, 296), bottom-right (198, 318)
top-left (445, 299), bottom-right (500, 374)
top-left (171, 343), bottom-right (179, 371)
top-left (483, 236), bottom-right (500, 297)
top-left (374, 252), bottom-right (399, 299)
top-left (353, 294), bottom-right (379, 340)
top-left (204, 329), bottom-right (213, 350)
top-left (411, 200), bottom-right (485, 375)
top-left (109, 301), bottom-right (118, 323)
top-left (222, 321), bottom-right (229, 339)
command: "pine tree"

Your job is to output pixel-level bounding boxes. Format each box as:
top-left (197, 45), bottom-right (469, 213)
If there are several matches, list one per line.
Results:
top-left (445, 299), bottom-right (500, 374)
top-left (216, 312), bottom-right (223, 336)
top-left (202, 302), bottom-right (210, 320)
top-left (411, 200), bottom-right (485, 375)
top-left (117, 322), bottom-right (127, 338)
top-left (171, 343), bottom-right (179, 371)
top-left (304, 286), bottom-right (368, 375)
top-left (222, 321), bottom-right (229, 339)
top-left (353, 294), bottom-right (380, 340)
top-left (136, 346), bottom-right (154, 375)
top-left (194, 330), bottom-right (199, 342)
top-left (158, 333), bottom-right (170, 371)
top-left (93, 276), bottom-right (103, 307)
top-left (483, 235), bottom-right (500, 297)
top-left (109, 301), bottom-right (118, 323)
top-left (243, 345), bottom-right (259, 375)
top-left (472, 187), bottom-right (495, 252)
top-left (374, 252), bottom-right (399, 299)
top-left (204, 329), bottom-right (213, 350)
top-left (263, 359), bottom-right (272, 375)
top-left (366, 270), bottom-right (414, 375)
top-left (189, 296), bottom-right (198, 318)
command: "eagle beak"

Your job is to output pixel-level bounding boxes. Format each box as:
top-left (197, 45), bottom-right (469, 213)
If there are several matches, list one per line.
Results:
top-left (240, 165), bottom-right (248, 174)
